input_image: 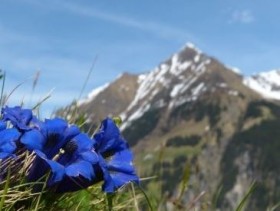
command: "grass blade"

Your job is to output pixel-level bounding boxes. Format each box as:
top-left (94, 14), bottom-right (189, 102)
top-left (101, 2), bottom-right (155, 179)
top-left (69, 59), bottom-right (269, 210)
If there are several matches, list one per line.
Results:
top-left (130, 183), bottom-right (139, 211)
top-left (235, 181), bottom-right (257, 211)
top-left (0, 167), bottom-right (11, 210)
top-left (32, 88), bottom-right (54, 110)
top-left (78, 56), bottom-right (98, 101)
top-left (267, 202), bottom-right (280, 211)
top-left (177, 162), bottom-right (191, 202)
top-left (0, 70), bottom-right (6, 107)
top-left (137, 184), bottom-right (155, 211)
top-left (34, 173), bottom-right (50, 211)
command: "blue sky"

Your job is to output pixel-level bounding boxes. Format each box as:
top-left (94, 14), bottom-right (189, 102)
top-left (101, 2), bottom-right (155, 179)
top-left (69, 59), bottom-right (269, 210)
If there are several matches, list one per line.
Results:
top-left (0, 0), bottom-right (279, 117)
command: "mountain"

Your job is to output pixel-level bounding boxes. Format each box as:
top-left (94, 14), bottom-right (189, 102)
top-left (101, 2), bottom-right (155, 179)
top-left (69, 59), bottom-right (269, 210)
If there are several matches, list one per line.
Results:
top-left (56, 43), bottom-right (280, 210)
top-left (244, 69), bottom-right (280, 100)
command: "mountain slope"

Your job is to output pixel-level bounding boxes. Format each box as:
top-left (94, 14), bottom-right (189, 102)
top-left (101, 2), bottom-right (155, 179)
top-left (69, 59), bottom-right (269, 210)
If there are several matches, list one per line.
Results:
top-left (56, 72), bottom-right (139, 130)
top-left (57, 43), bottom-right (280, 210)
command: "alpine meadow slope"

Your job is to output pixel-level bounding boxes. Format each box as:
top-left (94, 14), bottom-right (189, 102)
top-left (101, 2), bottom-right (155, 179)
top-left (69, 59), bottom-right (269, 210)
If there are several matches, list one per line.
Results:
top-left (56, 43), bottom-right (280, 210)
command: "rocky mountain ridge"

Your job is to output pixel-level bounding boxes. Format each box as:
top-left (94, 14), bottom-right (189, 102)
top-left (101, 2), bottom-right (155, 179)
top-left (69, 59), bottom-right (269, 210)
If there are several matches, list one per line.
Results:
top-left (74, 43), bottom-right (262, 127)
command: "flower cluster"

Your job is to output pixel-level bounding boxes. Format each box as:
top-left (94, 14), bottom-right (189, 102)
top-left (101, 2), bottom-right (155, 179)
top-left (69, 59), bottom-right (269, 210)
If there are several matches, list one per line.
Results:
top-left (0, 106), bottom-right (139, 193)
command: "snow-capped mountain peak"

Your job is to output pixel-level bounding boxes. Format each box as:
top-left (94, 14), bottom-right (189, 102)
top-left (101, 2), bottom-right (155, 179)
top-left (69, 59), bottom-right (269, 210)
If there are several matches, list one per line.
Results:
top-left (65, 43), bottom-right (253, 131)
top-left (118, 45), bottom-right (214, 129)
top-left (183, 42), bottom-right (202, 54)
top-left (244, 69), bottom-right (280, 100)
top-left (118, 44), bottom-right (247, 130)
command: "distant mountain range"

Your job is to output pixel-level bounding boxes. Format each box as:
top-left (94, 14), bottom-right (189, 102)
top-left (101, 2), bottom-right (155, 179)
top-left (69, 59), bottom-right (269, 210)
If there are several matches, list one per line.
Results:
top-left (56, 43), bottom-right (280, 210)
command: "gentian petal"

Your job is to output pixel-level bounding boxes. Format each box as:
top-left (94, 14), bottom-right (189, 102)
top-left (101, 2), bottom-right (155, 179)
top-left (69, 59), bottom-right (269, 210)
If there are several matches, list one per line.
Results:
top-left (46, 160), bottom-right (65, 184)
top-left (101, 118), bottom-right (120, 140)
top-left (0, 128), bottom-right (20, 144)
top-left (94, 118), bottom-right (127, 154)
top-left (43, 118), bottom-right (68, 137)
top-left (0, 128), bottom-right (20, 159)
top-left (109, 171), bottom-right (139, 189)
top-left (0, 141), bottom-right (16, 155)
top-left (64, 125), bottom-right (80, 141)
top-left (101, 166), bottom-right (139, 193)
top-left (107, 149), bottom-right (136, 174)
top-left (73, 133), bottom-right (94, 152)
top-left (2, 106), bottom-right (33, 130)
top-left (65, 160), bottom-right (94, 180)
top-left (80, 151), bottom-right (99, 163)
top-left (51, 175), bottom-right (93, 193)
top-left (28, 156), bottom-right (50, 182)
top-left (97, 146), bottom-right (139, 193)
top-left (102, 172), bottom-right (115, 193)
top-left (0, 121), bottom-right (6, 131)
top-left (21, 129), bottom-right (45, 151)
top-left (0, 152), bottom-right (12, 159)
top-left (35, 150), bottom-right (65, 184)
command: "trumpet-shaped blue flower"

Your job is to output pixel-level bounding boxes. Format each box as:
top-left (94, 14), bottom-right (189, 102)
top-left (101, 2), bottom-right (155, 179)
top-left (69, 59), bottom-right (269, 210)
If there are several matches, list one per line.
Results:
top-left (21, 118), bottom-right (79, 156)
top-left (1, 106), bottom-right (34, 130)
top-left (25, 118), bottom-right (99, 192)
top-left (100, 149), bottom-right (140, 193)
top-left (93, 118), bottom-right (139, 193)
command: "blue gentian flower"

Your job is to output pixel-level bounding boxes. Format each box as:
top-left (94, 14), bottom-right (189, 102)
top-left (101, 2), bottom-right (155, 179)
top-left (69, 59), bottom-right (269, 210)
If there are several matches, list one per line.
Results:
top-left (41, 133), bottom-right (100, 192)
top-left (1, 106), bottom-right (34, 130)
top-left (25, 118), bottom-right (99, 192)
top-left (100, 149), bottom-right (140, 193)
top-left (93, 118), bottom-right (139, 193)
top-left (21, 118), bottom-right (79, 156)
top-left (0, 121), bottom-right (21, 159)
top-left (0, 104), bottom-right (139, 194)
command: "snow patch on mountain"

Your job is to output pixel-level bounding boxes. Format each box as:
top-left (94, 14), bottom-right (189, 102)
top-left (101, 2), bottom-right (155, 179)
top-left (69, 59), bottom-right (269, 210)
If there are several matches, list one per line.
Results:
top-left (170, 56), bottom-right (192, 76)
top-left (231, 67), bottom-right (241, 74)
top-left (170, 83), bottom-right (184, 98)
top-left (244, 70), bottom-right (280, 100)
top-left (78, 83), bottom-right (109, 105)
top-left (194, 54), bottom-right (200, 63)
top-left (184, 42), bottom-right (202, 54)
top-left (192, 82), bottom-right (205, 96)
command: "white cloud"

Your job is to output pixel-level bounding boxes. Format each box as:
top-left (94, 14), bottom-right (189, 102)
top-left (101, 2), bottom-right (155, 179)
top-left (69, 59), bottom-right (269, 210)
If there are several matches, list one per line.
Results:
top-left (230, 10), bottom-right (255, 24)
